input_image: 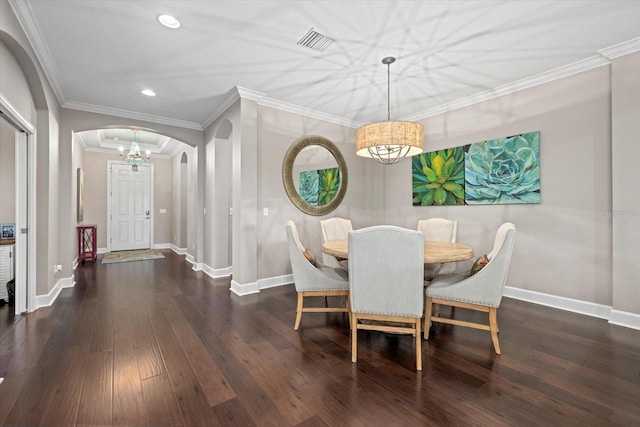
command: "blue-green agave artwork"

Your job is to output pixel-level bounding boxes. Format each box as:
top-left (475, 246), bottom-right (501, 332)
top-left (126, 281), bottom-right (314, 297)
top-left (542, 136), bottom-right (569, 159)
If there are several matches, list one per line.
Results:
top-left (299, 170), bottom-right (319, 206)
top-left (300, 167), bottom-right (341, 206)
top-left (318, 167), bottom-right (340, 206)
top-left (412, 147), bottom-right (465, 206)
top-left (465, 131), bottom-right (540, 205)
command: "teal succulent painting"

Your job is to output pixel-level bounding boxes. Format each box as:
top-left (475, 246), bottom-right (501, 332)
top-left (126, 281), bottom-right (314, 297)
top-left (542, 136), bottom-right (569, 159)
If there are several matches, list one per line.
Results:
top-left (412, 147), bottom-right (465, 206)
top-left (465, 131), bottom-right (540, 205)
top-left (300, 167), bottom-right (340, 206)
top-left (299, 170), bottom-right (319, 206)
top-left (318, 167), bottom-right (340, 206)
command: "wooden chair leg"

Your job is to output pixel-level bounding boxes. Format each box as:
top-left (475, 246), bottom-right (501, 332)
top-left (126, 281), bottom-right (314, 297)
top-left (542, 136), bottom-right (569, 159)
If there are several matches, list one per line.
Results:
top-left (351, 312), bottom-right (358, 363)
top-left (489, 307), bottom-right (501, 355)
top-left (423, 296), bottom-right (433, 340)
top-left (415, 318), bottom-right (422, 371)
top-left (294, 292), bottom-right (304, 330)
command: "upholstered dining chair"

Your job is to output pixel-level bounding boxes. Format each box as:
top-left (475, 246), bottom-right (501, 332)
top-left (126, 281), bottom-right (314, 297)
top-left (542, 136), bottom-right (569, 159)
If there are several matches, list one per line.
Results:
top-left (285, 220), bottom-right (349, 330)
top-left (423, 222), bottom-right (516, 354)
top-left (417, 218), bottom-right (458, 280)
top-left (320, 217), bottom-right (353, 270)
top-left (348, 226), bottom-right (425, 370)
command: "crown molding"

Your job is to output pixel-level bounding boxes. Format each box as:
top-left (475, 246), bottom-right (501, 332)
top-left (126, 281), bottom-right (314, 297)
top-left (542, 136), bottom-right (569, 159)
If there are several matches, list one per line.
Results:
top-left (9, 0), bottom-right (67, 106)
top-left (403, 55), bottom-right (610, 121)
top-left (598, 36), bottom-right (640, 60)
top-left (258, 96), bottom-right (361, 129)
top-left (201, 86), bottom-right (266, 129)
top-left (74, 130), bottom-right (88, 150)
top-left (63, 101), bottom-right (202, 130)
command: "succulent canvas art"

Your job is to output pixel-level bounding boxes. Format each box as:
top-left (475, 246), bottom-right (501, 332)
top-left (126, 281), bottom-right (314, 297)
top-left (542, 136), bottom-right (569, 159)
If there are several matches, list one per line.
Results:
top-left (465, 131), bottom-right (540, 205)
top-left (300, 167), bottom-right (341, 206)
top-left (412, 147), bottom-right (465, 206)
top-left (412, 131), bottom-right (540, 206)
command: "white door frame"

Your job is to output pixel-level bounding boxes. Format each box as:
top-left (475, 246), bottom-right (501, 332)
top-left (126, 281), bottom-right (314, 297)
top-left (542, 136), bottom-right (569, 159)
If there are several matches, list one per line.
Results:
top-left (106, 160), bottom-right (154, 252)
top-left (0, 93), bottom-right (36, 314)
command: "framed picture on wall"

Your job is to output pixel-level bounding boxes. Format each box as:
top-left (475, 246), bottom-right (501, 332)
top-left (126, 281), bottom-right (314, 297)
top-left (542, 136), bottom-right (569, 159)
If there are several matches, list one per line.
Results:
top-left (0, 223), bottom-right (15, 240)
top-left (77, 167), bottom-right (84, 222)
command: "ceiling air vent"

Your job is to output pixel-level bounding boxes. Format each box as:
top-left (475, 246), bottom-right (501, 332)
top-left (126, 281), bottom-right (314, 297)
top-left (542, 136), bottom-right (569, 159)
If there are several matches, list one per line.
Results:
top-left (297, 28), bottom-right (335, 52)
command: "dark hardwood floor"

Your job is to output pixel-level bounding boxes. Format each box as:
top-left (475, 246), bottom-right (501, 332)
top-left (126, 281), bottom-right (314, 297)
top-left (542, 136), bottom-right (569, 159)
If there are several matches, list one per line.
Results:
top-left (0, 250), bottom-right (639, 426)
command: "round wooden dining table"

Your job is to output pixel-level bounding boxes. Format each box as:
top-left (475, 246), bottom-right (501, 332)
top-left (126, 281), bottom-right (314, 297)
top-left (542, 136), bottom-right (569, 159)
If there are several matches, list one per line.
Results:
top-left (322, 239), bottom-right (474, 264)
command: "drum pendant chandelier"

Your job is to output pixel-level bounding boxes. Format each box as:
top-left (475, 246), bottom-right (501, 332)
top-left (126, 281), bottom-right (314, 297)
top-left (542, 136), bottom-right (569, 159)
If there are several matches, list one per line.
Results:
top-left (355, 57), bottom-right (424, 164)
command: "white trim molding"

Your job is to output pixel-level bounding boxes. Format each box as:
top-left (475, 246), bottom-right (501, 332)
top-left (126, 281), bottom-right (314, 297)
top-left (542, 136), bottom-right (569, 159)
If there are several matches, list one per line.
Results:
top-left (169, 244), bottom-right (187, 255)
top-left (504, 286), bottom-right (640, 330)
top-left (203, 264), bottom-right (232, 279)
top-left (258, 274), bottom-right (293, 290)
top-left (230, 280), bottom-right (260, 296)
top-left (36, 275), bottom-right (75, 309)
top-left (504, 286), bottom-right (611, 319)
top-left (609, 310), bottom-right (640, 331)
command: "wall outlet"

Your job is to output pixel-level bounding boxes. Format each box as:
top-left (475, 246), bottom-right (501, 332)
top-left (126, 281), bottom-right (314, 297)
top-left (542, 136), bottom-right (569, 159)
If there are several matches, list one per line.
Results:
top-left (159, 208), bottom-right (167, 214)
top-left (263, 207), bottom-right (269, 216)
top-left (54, 264), bottom-right (62, 273)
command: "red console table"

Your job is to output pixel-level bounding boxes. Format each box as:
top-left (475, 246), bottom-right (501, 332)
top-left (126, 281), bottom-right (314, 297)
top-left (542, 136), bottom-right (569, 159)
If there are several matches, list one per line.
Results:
top-left (77, 225), bottom-right (97, 263)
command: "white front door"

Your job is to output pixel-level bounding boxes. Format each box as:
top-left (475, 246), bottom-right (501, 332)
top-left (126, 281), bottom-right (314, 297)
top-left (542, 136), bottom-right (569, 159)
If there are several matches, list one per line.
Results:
top-left (110, 163), bottom-right (152, 251)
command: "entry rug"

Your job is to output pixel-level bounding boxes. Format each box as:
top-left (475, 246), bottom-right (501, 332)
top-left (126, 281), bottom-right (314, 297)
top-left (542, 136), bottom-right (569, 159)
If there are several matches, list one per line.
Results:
top-left (101, 249), bottom-right (165, 264)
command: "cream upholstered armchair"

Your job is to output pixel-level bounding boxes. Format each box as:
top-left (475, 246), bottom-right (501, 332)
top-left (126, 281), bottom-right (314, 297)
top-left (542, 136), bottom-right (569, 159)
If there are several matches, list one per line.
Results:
top-left (320, 217), bottom-right (353, 270)
top-left (423, 223), bottom-right (516, 354)
top-left (417, 218), bottom-right (458, 280)
top-left (348, 226), bottom-right (425, 370)
top-left (285, 221), bottom-right (349, 330)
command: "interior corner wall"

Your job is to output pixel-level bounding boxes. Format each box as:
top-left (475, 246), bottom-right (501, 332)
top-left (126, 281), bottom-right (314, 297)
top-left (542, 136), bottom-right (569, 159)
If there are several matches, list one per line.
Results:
top-left (611, 51), bottom-right (640, 316)
top-left (256, 105), bottom-right (364, 280)
top-left (383, 66), bottom-right (613, 307)
top-left (170, 146), bottom-right (196, 251)
top-left (203, 101), bottom-right (240, 272)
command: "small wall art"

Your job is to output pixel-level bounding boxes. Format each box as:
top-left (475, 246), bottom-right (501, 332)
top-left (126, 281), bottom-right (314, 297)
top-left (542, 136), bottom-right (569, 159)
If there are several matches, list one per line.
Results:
top-left (0, 223), bottom-right (15, 240)
top-left (412, 131), bottom-right (540, 206)
top-left (299, 167), bottom-right (341, 206)
top-left (77, 167), bottom-right (84, 222)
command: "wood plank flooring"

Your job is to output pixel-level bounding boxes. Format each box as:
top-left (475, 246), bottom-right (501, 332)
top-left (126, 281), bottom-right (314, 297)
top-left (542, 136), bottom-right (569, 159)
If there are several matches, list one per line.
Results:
top-left (0, 250), bottom-right (639, 426)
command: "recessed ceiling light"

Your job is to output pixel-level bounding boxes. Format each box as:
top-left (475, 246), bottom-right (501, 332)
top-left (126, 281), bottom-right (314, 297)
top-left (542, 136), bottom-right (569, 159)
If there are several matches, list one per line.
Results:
top-left (158, 14), bottom-right (180, 29)
top-left (141, 89), bottom-right (156, 97)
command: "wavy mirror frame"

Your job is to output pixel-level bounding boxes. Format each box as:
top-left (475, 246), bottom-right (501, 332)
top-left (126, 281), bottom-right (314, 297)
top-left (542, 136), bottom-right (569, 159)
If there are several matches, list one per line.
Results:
top-left (282, 135), bottom-right (348, 216)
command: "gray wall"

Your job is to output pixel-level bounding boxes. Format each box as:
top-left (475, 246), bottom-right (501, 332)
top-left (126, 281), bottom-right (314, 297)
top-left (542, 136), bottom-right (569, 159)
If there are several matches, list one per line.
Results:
top-left (384, 66), bottom-right (614, 307)
top-left (611, 51), bottom-right (640, 317)
top-left (0, 118), bottom-right (15, 223)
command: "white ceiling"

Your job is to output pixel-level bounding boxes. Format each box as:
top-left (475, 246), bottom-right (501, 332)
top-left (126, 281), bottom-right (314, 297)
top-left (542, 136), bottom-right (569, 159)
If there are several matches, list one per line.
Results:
top-left (10, 0), bottom-right (640, 155)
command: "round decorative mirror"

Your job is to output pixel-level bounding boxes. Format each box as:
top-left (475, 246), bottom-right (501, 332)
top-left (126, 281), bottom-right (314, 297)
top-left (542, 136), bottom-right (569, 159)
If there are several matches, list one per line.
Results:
top-left (282, 135), bottom-right (348, 216)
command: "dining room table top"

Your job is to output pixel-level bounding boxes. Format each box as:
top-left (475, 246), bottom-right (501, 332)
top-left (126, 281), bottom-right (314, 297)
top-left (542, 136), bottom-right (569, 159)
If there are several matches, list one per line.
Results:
top-left (322, 239), bottom-right (474, 264)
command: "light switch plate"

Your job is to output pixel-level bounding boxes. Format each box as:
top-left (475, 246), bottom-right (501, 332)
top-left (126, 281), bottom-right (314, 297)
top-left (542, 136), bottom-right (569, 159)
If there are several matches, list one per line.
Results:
top-left (263, 208), bottom-right (269, 216)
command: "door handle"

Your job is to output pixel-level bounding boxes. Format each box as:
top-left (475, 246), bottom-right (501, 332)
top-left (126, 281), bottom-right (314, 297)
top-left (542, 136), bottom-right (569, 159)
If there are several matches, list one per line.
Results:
top-left (146, 210), bottom-right (150, 219)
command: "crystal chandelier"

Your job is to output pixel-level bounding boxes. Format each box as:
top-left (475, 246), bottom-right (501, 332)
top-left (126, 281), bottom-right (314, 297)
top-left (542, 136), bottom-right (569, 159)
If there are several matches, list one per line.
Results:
top-left (119, 129), bottom-right (150, 171)
top-left (355, 57), bottom-right (424, 164)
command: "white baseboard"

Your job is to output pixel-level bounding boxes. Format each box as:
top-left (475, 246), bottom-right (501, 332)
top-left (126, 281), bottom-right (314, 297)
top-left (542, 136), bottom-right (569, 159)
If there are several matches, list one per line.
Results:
top-left (203, 264), bottom-right (232, 279)
top-left (72, 257), bottom-right (79, 270)
top-left (169, 244), bottom-right (187, 255)
top-left (504, 286), bottom-right (611, 319)
top-left (230, 279), bottom-right (260, 296)
top-left (609, 310), bottom-right (640, 330)
top-left (504, 286), bottom-right (640, 330)
top-left (153, 243), bottom-right (171, 250)
top-left (258, 274), bottom-right (294, 290)
top-left (185, 253), bottom-right (195, 264)
top-left (97, 247), bottom-right (108, 254)
top-left (36, 275), bottom-right (75, 309)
